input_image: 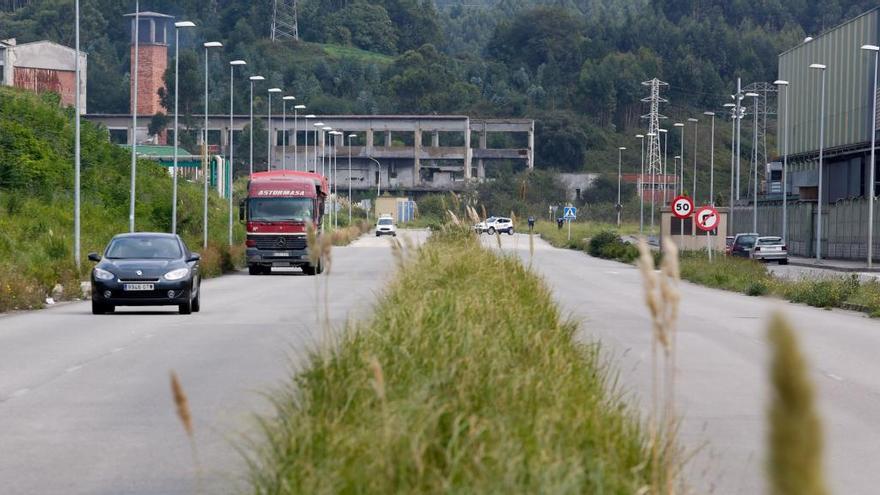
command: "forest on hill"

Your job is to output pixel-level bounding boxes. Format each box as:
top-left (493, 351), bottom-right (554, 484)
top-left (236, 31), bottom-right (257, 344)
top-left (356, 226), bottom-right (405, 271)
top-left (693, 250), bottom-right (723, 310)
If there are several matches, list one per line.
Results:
top-left (1, 0), bottom-right (877, 183)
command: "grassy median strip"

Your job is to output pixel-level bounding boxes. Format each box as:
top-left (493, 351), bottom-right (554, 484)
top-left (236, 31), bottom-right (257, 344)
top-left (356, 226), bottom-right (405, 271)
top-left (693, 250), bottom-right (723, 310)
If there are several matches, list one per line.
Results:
top-left (247, 227), bottom-right (655, 493)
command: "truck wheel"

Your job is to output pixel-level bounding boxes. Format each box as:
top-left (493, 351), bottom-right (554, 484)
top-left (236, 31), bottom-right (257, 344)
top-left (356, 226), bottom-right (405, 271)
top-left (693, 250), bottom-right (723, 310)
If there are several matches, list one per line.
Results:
top-left (303, 264), bottom-right (317, 276)
top-left (248, 264), bottom-right (260, 275)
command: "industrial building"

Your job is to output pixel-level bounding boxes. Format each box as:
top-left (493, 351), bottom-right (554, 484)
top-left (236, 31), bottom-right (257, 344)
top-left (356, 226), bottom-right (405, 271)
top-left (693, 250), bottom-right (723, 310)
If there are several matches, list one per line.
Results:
top-left (732, 7), bottom-right (879, 259)
top-left (0, 38), bottom-right (87, 113)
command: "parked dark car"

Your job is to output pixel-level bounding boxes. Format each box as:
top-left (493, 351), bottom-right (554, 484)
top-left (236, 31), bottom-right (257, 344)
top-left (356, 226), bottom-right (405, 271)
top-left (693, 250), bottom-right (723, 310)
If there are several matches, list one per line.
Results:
top-left (730, 233), bottom-right (759, 258)
top-left (88, 233), bottom-right (201, 315)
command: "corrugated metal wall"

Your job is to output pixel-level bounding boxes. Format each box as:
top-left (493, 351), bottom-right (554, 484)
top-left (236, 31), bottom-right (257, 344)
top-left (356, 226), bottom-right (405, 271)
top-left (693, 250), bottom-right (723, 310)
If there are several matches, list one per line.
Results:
top-left (778, 9), bottom-right (879, 156)
top-left (730, 198), bottom-right (880, 259)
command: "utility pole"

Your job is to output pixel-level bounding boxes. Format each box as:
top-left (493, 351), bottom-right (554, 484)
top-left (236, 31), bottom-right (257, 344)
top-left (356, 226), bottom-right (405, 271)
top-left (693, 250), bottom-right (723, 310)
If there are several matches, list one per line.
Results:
top-left (641, 78), bottom-right (668, 237)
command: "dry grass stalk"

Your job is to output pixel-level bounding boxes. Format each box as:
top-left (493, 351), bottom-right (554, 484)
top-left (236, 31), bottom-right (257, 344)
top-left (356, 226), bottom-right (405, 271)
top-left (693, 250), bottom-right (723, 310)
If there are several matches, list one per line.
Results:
top-left (637, 238), bottom-right (681, 494)
top-left (767, 312), bottom-right (828, 495)
top-left (170, 371), bottom-right (203, 493)
top-left (447, 210), bottom-right (461, 226)
top-left (467, 205), bottom-right (481, 225)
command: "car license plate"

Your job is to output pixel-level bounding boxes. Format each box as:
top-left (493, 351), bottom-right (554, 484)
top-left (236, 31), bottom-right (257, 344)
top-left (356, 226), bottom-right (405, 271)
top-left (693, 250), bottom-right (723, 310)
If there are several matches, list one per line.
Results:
top-left (273, 252), bottom-right (290, 257)
top-left (768, 246), bottom-right (780, 251)
top-left (124, 283), bottom-right (154, 291)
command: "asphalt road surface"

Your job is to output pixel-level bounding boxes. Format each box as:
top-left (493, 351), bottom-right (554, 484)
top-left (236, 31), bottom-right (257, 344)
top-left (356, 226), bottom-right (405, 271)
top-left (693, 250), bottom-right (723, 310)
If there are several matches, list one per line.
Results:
top-left (0, 231), bottom-right (427, 495)
top-left (484, 232), bottom-right (880, 494)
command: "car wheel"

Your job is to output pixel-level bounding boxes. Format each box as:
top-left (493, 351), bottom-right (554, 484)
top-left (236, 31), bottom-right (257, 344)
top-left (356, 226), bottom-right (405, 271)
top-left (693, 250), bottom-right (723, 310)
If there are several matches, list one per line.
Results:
top-left (779, 259), bottom-right (789, 265)
top-left (392, 232), bottom-right (397, 237)
top-left (507, 228), bottom-right (514, 235)
top-left (179, 298), bottom-right (192, 315)
top-left (302, 264), bottom-right (316, 276)
top-left (315, 258), bottom-right (324, 275)
top-left (191, 286), bottom-right (201, 313)
top-left (92, 300), bottom-right (110, 315)
top-left (488, 227), bottom-right (496, 235)
top-left (248, 264), bottom-right (260, 276)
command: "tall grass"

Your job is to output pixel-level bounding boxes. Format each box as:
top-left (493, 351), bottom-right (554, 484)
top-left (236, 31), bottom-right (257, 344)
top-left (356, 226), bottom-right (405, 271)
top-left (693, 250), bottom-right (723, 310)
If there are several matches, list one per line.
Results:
top-left (246, 227), bottom-right (657, 493)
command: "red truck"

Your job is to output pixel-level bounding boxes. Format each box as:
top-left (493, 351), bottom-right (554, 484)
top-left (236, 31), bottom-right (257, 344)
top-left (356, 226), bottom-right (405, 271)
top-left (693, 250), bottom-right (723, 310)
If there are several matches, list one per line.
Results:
top-left (241, 170), bottom-right (328, 275)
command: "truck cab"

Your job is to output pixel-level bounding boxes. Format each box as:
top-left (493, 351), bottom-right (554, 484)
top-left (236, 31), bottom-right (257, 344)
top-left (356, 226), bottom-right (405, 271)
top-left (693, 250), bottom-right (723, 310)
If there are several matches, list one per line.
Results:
top-left (241, 171), bottom-right (328, 275)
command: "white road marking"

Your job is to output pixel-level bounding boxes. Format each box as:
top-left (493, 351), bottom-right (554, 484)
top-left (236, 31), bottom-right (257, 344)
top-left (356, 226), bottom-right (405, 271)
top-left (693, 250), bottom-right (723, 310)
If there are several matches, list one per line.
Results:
top-left (65, 365), bottom-right (82, 373)
top-left (825, 373), bottom-right (844, 382)
top-left (110, 347), bottom-right (124, 353)
top-left (10, 388), bottom-right (29, 398)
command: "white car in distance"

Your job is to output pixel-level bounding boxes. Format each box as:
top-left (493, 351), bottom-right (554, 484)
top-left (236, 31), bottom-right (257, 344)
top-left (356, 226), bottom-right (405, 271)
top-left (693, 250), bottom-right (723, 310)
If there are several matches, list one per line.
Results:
top-left (475, 216), bottom-right (514, 235)
top-left (375, 215), bottom-right (397, 237)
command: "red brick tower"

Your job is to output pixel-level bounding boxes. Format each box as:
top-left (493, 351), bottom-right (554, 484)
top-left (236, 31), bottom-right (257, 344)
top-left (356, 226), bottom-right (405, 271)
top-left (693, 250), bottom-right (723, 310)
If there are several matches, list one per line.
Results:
top-left (125, 11), bottom-right (172, 116)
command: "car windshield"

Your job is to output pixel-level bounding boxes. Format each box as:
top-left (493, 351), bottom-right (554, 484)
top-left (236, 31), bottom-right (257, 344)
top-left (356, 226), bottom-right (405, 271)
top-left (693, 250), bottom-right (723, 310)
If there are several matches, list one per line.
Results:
top-left (106, 236), bottom-right (182, 259)
top-left (486, 217), bottom-right (497, 223)
top-left (738, 235), bottom-right (758, 247)
top-left (758, 237), bottom-right (783, 245)
top-left (378, 218), bottom-right (393, 225)
top-left (249, 198), bottom-right (313, 222)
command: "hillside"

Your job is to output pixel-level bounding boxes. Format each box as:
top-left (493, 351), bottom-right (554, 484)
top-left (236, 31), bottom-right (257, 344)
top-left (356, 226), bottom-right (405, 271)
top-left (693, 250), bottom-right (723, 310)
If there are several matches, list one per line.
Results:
top-left (1, 0), bottom-right (877, 195)
top-left (0, 87), bottom-right (243, 311)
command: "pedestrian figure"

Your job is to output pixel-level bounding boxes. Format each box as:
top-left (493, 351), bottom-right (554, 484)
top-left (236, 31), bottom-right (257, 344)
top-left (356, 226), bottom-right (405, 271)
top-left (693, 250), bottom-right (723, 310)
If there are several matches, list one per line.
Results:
top-left (528, 216), bottom-right (535, 232)
top-left (557, 217), bottom-right (564, 230)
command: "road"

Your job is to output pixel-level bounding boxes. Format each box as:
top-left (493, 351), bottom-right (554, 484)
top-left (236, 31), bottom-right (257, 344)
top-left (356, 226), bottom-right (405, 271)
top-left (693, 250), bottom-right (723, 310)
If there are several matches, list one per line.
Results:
top-left (485, 233), bottom-right (880, 494)
top-left (0, 231), bottom-right (426, 495)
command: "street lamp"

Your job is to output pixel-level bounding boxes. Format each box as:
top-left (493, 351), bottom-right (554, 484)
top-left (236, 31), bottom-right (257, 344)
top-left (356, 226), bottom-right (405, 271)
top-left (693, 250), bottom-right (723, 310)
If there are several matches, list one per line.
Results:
top-left (774, 80), bottom-right (790, 245)
top-left (74, 0), bottom-right (81, 266)
top-left (171, 20), bottom-right (196, 235)
top-left (303, 114), bottom-right (315, 171)
top-left (647, 131), bottom-right (658, 234)
top-left (674, 123), bottom-right (685, 196)
top-left (704, 112), bottom-right (716, 206)
top-left (724, 102), bottom-right (737, 234)
top-left (687, 117), bottom-right (699, 207)
top-left (267, 88), bottom-right (282, 170)
top-left (745, 92), bottom-right (760, 233)
top-left (862, 45), bottom-right (879, 268)
top-left (228, 60), bottom-right (246, 245)
top-left (313, 122), bottom-right (324, 173)
top-left (281, 95), bottom-right (295, 170)
top-left (202, 41), bottom-right (222, 249)
top-left (348, 133), bottom-right (357, 224)
top-left (660, 128), bottom-right (668, 207)
top-left (129, 0), bottom-right (140, 233)
top-left (636, 134), bottom-right (645, 235)
top-left (248, 75), bottom-right (264, 175)
top-left (810, 63), bottom-right (827, 261)
top-left (673, 155), bottom-right (683, 235)
top-left (294, 104), bottom-right (306, 171)
top-left (322, 126), bottom-right (333, 231)
top-left (617, 146), bottom-right (626, 227)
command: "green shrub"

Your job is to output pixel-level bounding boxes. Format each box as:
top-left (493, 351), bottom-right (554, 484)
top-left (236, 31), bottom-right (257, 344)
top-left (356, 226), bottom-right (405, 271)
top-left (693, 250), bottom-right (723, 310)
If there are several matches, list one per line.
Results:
top-left (746, 281), bottom-right (769, 296)
top-left (587, 230), bottom-right (639, 262)
top-left (781, 277), bottom-right (860, 309)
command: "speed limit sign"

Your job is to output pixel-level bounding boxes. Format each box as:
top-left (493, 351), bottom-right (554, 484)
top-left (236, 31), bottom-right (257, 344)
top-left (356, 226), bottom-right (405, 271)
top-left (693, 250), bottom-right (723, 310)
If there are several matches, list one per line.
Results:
top-left (671, 195), bottom-right (694, 219)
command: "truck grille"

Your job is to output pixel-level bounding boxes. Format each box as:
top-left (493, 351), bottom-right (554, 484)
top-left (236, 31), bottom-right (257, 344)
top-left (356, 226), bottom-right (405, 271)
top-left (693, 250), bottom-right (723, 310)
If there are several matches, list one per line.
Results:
top-left (250, 235), bottom-right (307, 250)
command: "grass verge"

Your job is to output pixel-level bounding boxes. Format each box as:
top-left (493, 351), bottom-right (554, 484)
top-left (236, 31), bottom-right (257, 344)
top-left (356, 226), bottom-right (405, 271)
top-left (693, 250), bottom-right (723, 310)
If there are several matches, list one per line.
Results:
top-left (246, 227), bottom-right (656, 493)
top-left (534, 220), bottom-right (639, 250)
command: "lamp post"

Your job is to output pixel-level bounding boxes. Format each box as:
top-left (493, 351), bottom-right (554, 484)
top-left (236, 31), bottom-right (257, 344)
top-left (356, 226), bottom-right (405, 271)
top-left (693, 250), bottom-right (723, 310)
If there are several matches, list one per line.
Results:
top-left (129, 0), bottom-right (140, 233)
top-left (348, 133), bottom-right (357, 224)
top-left (303, 114), bottom-right (315, 171)
top-left (281, 95), bottom-right (295, 170)
top-left (660, 128), bottom-right (668, 207)
top-left (248, 75), bottom-right (264, 175)
top-left (202, 41), bottom-right (222, 249)
top-left (267, 88), bottom-right (282, 170)
top-left (74, 0), bottom-right (81, 267)
top-left (687, 117), bottom-right (699, 207)
top-left (674, 122), bottom-right (685, 195)
top-left (294, 104), bottom-right (305, 171)
top-left (313, 122), bottom-right (324, 173)
top-left (228, 60), bottom-right (246, 245)
top-left (774, 80), bottom-right (790, 244)
top-left (636, 134), bottom-right (645, 235)
top-left (810, 63), bottom-right (827, 261)
top-left (647, 131), bottom-right (657, 234)
top-left (617, 146), bottom-right (626, 227)
top-left (745, 92), bottom-right (760, 233)
top-left (735, 79), bottom-right (744, 201)
top-left (172, 20), bottom-right (196, 235)
top-left (332, 131), bottom-right (341, 229)
top-left (704, 112), bottom-right (716, 206)
top-left (862, 45), bottom-right (879, 268)
top-left (323, 126), bottom-right (333, 230)
top-left (724, 102), bottom-right (736, 234)
top-left (673, 155), bottom-right (683, 235)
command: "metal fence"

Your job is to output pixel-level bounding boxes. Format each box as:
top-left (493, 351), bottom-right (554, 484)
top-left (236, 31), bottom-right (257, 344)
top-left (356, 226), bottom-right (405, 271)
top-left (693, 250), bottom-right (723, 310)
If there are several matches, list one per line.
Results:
top-left (731, 198), bottom-right (880, 259)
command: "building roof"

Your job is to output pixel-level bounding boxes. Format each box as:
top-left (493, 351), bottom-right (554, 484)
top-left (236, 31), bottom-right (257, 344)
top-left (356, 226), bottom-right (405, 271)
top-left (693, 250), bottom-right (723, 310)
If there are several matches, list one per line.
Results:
top-left (120, 144), bottom-right (203, 167)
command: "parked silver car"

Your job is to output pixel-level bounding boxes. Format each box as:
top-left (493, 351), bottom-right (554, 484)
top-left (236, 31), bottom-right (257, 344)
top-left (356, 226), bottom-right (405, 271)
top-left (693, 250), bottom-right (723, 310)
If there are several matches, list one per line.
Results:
top-left (751, 236), bottom-right (788, 264)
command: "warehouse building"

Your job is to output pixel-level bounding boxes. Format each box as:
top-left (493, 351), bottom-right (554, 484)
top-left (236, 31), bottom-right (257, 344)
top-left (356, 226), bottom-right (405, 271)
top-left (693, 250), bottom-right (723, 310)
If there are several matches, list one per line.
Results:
top-left (0, 38), bottom-right (87, 113)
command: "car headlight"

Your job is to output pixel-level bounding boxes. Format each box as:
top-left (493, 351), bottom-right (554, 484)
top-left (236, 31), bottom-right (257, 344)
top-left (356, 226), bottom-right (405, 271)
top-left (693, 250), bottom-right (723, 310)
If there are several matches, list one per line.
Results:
top-left (93, 268), bottom-right (115, 281)
top-left (163, 268), bottom-right (190, 281)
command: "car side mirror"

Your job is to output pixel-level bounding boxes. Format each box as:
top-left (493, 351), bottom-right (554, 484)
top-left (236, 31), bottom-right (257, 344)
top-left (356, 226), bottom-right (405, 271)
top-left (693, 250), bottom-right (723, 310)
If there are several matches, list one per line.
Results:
top-left (239, 201), bottom-right (246, 222)
top-left (88, 252), bottom-right (101, 262)
top-left (187, 253), bottom-right (201, 262)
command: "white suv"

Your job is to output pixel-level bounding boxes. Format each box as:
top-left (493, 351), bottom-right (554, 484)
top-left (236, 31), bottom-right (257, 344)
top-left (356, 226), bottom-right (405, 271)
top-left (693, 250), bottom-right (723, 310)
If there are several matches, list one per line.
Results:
top-left (375, 215), bottom-right (396, 236)
top-left (476, 216), bottom-right (514, 235)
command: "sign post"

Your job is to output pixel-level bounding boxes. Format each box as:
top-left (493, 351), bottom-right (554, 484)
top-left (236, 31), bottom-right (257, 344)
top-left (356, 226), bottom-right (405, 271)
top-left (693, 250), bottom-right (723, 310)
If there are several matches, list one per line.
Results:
top-left (671, 195), bottom-right (694, 237)
top-left (563, 206), bottom-right (577, 241)
top-left (695, 205), bottom-right (720, 261)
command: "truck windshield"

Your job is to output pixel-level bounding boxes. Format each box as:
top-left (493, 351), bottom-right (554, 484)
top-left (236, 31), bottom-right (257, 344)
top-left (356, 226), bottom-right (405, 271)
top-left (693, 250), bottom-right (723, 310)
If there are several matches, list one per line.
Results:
top-left (249, 198), bottom-right (314, 222)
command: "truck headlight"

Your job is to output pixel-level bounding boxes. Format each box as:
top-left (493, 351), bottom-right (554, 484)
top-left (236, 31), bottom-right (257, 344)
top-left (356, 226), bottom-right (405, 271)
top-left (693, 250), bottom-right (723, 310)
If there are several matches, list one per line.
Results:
top-left (93, 268), bottom-right (115, 281)
top-left (164, 268), bottom-right (190, 281)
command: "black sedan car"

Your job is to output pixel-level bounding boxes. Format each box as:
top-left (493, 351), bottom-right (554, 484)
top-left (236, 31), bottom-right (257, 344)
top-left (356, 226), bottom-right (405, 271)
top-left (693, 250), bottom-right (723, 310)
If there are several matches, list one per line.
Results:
top-left (88, 233), bottom-right (201, 315)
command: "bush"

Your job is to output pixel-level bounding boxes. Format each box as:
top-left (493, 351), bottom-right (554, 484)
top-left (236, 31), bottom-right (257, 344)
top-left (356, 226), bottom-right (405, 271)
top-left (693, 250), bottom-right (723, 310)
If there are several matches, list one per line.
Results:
top-left (780, 276), bottom-right (860, 309)
top-left (587, 230), bottom-right (639, 262)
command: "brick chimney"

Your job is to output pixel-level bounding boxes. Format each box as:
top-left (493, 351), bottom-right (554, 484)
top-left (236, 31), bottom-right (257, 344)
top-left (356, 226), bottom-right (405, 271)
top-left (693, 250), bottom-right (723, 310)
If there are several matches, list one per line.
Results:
top-left (126, 11), bottom-right (172, 116)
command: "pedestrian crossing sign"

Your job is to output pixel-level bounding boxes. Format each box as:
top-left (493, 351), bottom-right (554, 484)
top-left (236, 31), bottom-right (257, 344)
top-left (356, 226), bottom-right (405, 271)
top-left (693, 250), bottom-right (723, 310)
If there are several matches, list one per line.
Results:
top-left (563, 206), bottom-right (577, 219)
